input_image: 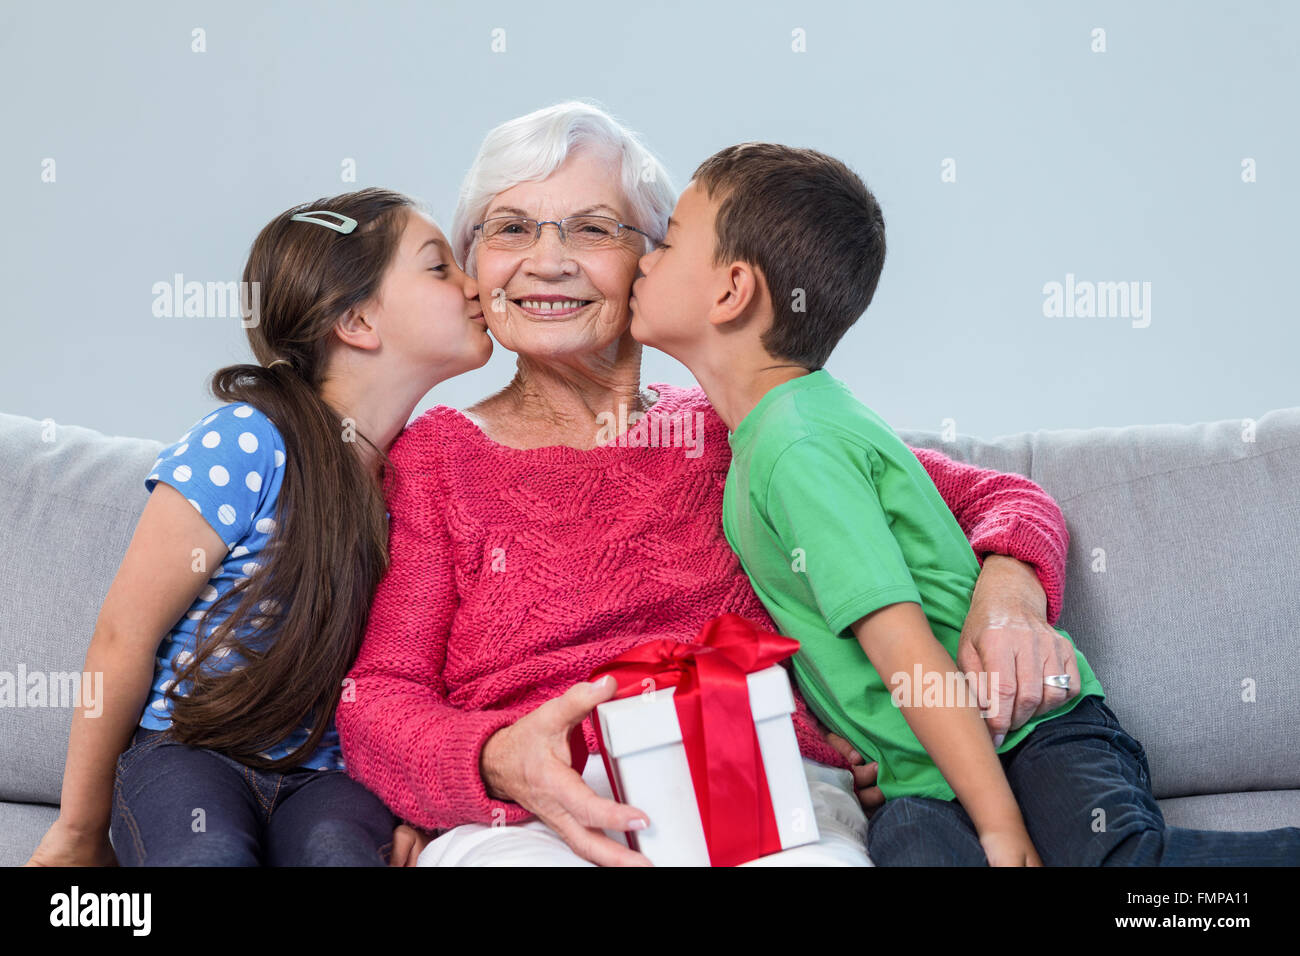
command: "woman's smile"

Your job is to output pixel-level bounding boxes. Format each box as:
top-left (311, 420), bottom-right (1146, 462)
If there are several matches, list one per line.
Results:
top-left (510, 293), bottom-right (596, 318)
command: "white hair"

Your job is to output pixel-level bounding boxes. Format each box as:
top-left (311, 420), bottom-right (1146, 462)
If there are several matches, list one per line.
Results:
top-left (450, 100), bottom-right (677, 276)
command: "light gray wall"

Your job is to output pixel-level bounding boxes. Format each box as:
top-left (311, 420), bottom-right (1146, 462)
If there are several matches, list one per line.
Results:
top-left (2, 0), bottom-right (1295, 443)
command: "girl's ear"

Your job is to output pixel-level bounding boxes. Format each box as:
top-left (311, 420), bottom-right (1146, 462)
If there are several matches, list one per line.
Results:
top-left (333, 305), bottom-right (381, 352)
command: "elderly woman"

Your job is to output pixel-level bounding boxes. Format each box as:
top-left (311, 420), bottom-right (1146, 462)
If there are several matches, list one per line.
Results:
top-left (336, 102), bottom-right (1081, 866)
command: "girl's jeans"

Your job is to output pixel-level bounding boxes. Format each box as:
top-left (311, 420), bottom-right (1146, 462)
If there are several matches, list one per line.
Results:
top-left (866, 694), bottom-right (1300, 865)
top-left (110, 726), bottom-right (396, 866)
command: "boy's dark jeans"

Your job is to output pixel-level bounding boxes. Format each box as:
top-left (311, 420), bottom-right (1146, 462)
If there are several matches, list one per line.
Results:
top-left (110, 726), bottom-right (396, 866)
top-left (866, 695), bottom-right (1300, 866)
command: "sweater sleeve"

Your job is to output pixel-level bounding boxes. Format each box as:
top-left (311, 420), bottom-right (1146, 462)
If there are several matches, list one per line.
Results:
top-left (907, 445), bottom-right (1069, 625)
top-left (335, 423), bottom-right (535, 830)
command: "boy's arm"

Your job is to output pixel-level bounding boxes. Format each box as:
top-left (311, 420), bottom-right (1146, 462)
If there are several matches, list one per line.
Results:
top-left (849, 602), bottom-right (1028, 840)
top-left (762, 436), bottom-right (1038, 863)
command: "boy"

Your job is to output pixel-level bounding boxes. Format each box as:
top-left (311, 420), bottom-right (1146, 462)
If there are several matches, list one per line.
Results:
top-left (628, 143), bottom-right (1282, 866)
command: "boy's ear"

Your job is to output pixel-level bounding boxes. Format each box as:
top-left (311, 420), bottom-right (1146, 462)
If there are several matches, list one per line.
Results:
top-left (708, 260), bottom-right (768, 328)
top-left (333, 304), bottom-right (381, 351)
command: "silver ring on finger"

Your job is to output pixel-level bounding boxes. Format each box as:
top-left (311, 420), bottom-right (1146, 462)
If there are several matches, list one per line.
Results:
top-left (1044, 674), bottom-right (1071, 689)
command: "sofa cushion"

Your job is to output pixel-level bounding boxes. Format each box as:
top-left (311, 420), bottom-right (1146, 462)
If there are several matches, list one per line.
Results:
top-left (0, 800), bottom-right (60, 866)
top-left (898, 407), bottom-right (1300, 800)
top-left (0, 414), bottom-right (161, 803)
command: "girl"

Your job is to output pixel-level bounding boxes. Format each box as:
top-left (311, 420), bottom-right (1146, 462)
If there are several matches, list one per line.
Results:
top-left (25, 187), bottom-right (488, 865)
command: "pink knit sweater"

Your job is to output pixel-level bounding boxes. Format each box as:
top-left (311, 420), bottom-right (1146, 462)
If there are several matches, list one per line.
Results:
top-left (336, 382), bottom-right (1069, 831)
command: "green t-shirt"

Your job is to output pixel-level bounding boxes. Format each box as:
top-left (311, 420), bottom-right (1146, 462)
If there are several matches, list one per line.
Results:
top-left (722, 369), bottom-right (1105, 802)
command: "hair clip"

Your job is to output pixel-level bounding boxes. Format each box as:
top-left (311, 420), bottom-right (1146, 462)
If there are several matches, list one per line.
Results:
top-left (290, 210), bottom-right (358, 234)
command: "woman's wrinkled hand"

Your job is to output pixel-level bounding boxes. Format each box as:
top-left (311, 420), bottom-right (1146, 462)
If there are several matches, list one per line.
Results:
top-left (480, 676), bottom-right (653, 866)
top-left (959, 554), bottom-right (1081, 745)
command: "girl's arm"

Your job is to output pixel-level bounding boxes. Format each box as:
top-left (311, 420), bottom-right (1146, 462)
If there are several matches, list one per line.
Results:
top-left (851, 600), bottom-right (1041, 866)
top-left (908, 446), bottom-right (1068, 624)
top-left (25, 482), bottom-right (224, 865)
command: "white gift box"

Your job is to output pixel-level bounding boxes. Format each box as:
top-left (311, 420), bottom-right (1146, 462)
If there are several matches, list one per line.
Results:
top-left (593, 663), bottom-right (820, 866)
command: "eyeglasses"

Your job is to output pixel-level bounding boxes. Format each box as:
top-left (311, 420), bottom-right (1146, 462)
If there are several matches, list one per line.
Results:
top-left (473, 215), bottom-right (651, 251)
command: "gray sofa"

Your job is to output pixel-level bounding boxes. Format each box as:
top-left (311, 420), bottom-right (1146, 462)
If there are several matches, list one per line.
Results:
top-left (3, 406), bottom-right (1298, 866)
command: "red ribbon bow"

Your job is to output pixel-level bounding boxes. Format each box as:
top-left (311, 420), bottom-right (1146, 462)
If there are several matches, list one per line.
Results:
top-left (569, 613), bottom-right (800, 866)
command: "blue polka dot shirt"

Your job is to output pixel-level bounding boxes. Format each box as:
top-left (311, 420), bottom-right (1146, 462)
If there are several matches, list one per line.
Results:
top-left (141, 402), bottom-right (344, 771)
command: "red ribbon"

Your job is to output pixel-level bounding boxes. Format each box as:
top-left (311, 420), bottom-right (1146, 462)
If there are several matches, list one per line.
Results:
top-left (568, 613), bottom-right (800, 867)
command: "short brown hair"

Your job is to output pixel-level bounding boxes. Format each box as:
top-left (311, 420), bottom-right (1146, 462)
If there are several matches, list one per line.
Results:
top-left (691, 143), bottom-right (885, 368)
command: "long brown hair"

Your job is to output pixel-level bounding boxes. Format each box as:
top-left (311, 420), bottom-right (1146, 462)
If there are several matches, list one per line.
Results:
top-left (164, 187), bottom-right (417, 770)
